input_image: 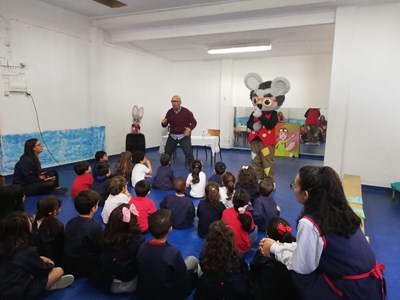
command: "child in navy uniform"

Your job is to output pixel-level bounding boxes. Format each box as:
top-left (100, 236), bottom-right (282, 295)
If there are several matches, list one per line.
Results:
top-left (64, 190), bottom-right (103, 277)
top-left (253, 179), bottom-right (279, 232)
top-left (71, 161), bottom-right (93, 198)
top-left (152, 153), bottom-right (174, 190)
top-left (195, 220), bottom-right (251, 300)
top-left (235, 166), bottom-right (259, 204)
top-left (197, 182), bottom-right (225, 238)
top-left (90, 162), bottom-right (111, 207)
top-left (137, 209), bottom-right (198, 300)
top-left (250, 217), bottom-right (300, 300)
top-left (32, 196), bottom-right (64, 267)
top-left (0, 211), bottom-right (74, 299)
top-left (160, 177), bottom-right (195, 229)
top-left (95, 203), bottom-right (145, 293)
top-left (208, 161), bottom-right (226, 184)
top-left (93, 151), bottom-right (108, 177)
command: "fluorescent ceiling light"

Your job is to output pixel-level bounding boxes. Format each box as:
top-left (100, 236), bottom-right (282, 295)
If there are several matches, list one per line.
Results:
top-left (207, 44), bottom-right (272, 54)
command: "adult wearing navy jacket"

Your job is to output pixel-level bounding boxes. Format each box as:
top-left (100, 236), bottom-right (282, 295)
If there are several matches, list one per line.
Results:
top-left (161, 95), bottom-right (197, 166)
top-left (13, 138), bottom-right (66, 196)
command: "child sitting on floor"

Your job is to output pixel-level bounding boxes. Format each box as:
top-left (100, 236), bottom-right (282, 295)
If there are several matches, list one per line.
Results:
top-left (250, 217), bottom-right (300, 300)
top-left (131, 151), bottom-right (152, 187)
top-left (93, 151), bottom-right (108, 177)
top-left (32, 196), bottom-right (64, 267)
top-left (101, 176), bottom-right (131, 224)
top-left (197, 182), bottom-right (225, 238)
top-left (113, 151), bottom-right (133, 186)
top-left (195, 220), bottom-right (251, 299)
top-left (137, 209), bottom-right (198, 300)
top-left (95, 203), bottom-right (145, 294)
top-left (0, 211), bottom-right (74, 299)
top-left (71, 161), bottom-right (93, 198)
top-left (128, 180), bottom-right (157, 233)
top-left (64, 190), bottom-right (103, 277)
top-left (221, 189), bottom-right (257, 255)
top-left (208, 161), bottom-right (226, 184)
top-left (160, 177), bottom-right (195, 229)
top-left (253, 179), bottom-right (280, 232)
top-left (235, 166), bottom-right (260, 204)
top-left (152, 153), bottom-right (174, 190)
top-left (219, 171), bottom-right (236, 208)
top-left (186, 160), bottom-right (206, 198)
top-left (90, 163), bottom-right (111, 207)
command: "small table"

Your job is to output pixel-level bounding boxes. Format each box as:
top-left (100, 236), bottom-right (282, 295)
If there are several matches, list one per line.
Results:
top-left (160, 135), bottom-right (220, 164)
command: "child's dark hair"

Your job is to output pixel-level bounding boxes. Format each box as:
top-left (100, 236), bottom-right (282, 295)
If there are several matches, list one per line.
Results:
top-left (258, 179), bottom-right (274, 197)
top-left (109, 176), bottom-right (127, 196)
top-left (0, 184), bottom-right (25, 219)
top-left (214, 161), bottom-right (226, 175)
top-left (132, 151), bottom-right (145, 165)
top-left (173, 177), bottom-right (186, 194)
top-left (73, 161), bottom-right (90, 175)
top-left (135, 179), bottom-right (151, 197)
top-left (74, 190), bottom-right (100, 215)
top-left (34, 196), bottom-right (63, 238)
top-left (95, 151), bottom-right (107, 162)
top-left (237, 166), bottom-right (258, 188)
top-left (103, 204), bottom-right (141, 247)
top-left (148, 209), bottom-right (171, 239)
top-left (160, 153), bottom-right (171, 166)
top-left (0, 211), bottom-right (30, 256)
top-left (233, 189), bottom-right (252, 232)
top-left (267, 217), bottom-right (296, 243)
top-left (96, 162), bottom-right (110, 177)
top-left (222, 172), bottom-right (235, 200)
top-left (205, 182), bottom-right (220, 209)
top-left (190, 160), bottom-right (203, 184)
top-left (200, 220), bottom-right (239, 273)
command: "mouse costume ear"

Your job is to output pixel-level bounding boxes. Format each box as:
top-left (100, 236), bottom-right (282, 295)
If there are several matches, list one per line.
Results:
top-left (271, 77), bottom-right (290, 96)
top-left (244, 73), bottom-right (263, 90)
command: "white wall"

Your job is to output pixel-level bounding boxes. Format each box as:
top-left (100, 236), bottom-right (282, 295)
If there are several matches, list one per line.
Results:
top-left (0, 0), bottom-right (92, 134)
top-left (325, 2), bottom-right (400, 187)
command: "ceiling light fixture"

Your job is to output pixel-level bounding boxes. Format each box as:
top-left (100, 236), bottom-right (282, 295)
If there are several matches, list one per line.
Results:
top-left (207, 44), bottom-right (272, 55)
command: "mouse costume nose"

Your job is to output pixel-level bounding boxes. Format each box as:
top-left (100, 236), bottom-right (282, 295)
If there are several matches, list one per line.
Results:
top-left (257, 104), bottom-right (262, 109)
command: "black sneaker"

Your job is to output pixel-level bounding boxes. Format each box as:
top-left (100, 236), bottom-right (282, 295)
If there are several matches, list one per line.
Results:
top-left (51, 187), bottom-right (68, 194)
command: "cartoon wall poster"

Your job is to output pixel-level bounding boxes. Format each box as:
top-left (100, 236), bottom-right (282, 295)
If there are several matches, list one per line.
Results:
top-left (275, 123), bottom-right (300, 158)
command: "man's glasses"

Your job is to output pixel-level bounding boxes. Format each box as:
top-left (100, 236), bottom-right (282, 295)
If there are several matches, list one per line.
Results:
top-left (289, 181), bottom-right (295, 190)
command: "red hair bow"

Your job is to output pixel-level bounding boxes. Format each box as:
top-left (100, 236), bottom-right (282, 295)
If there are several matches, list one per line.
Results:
top-left (277, 223), bottom-right (292, 235)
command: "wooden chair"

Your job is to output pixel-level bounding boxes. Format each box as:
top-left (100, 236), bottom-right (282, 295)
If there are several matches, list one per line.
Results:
top-left (206, 129), bottom-right (222, 163)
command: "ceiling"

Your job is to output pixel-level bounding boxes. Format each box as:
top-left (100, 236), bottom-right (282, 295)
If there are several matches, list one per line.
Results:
top-left (37, 0), bottom-right (397, 61)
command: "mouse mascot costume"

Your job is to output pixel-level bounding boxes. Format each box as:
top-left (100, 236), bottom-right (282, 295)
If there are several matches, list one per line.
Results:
top-left (244, 73), bottom-right (290, 181)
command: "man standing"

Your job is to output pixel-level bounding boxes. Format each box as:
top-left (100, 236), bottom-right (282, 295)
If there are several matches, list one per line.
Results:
top-left (161, 95), bottom-right (197, 165)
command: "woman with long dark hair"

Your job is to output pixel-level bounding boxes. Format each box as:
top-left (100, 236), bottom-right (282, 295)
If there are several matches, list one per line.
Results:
top-left (13, 138), bottom-right (67, 196)
top-left (259, 166), bottom-right (386, 300)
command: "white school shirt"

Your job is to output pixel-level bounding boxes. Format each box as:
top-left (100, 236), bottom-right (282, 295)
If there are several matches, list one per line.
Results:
top-left (219, 186), bottom-right (234, 208)
top-left (270, 217), bottom-right (324, 274)
top-left (131, 164), bottom-right (149, 187)
top-left (101, 193), bottom-right (130, 224)
top-left (186, 171), bottom-right (206, 198)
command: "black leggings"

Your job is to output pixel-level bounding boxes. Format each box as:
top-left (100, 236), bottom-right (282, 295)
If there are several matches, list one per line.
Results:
top-left (21, 170), bottom-right (59, 196)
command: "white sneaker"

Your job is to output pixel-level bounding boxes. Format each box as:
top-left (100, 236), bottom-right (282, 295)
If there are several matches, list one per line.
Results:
top-left (48, 275), bottom-right (74, 290)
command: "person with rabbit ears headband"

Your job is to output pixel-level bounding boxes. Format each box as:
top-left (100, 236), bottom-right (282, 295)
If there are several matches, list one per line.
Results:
top-left (244, 74), bottom-right (290, 183)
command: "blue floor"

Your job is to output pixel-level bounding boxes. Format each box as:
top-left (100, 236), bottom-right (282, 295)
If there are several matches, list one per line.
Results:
top-left (7, 148), bottom-right (399, 299)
